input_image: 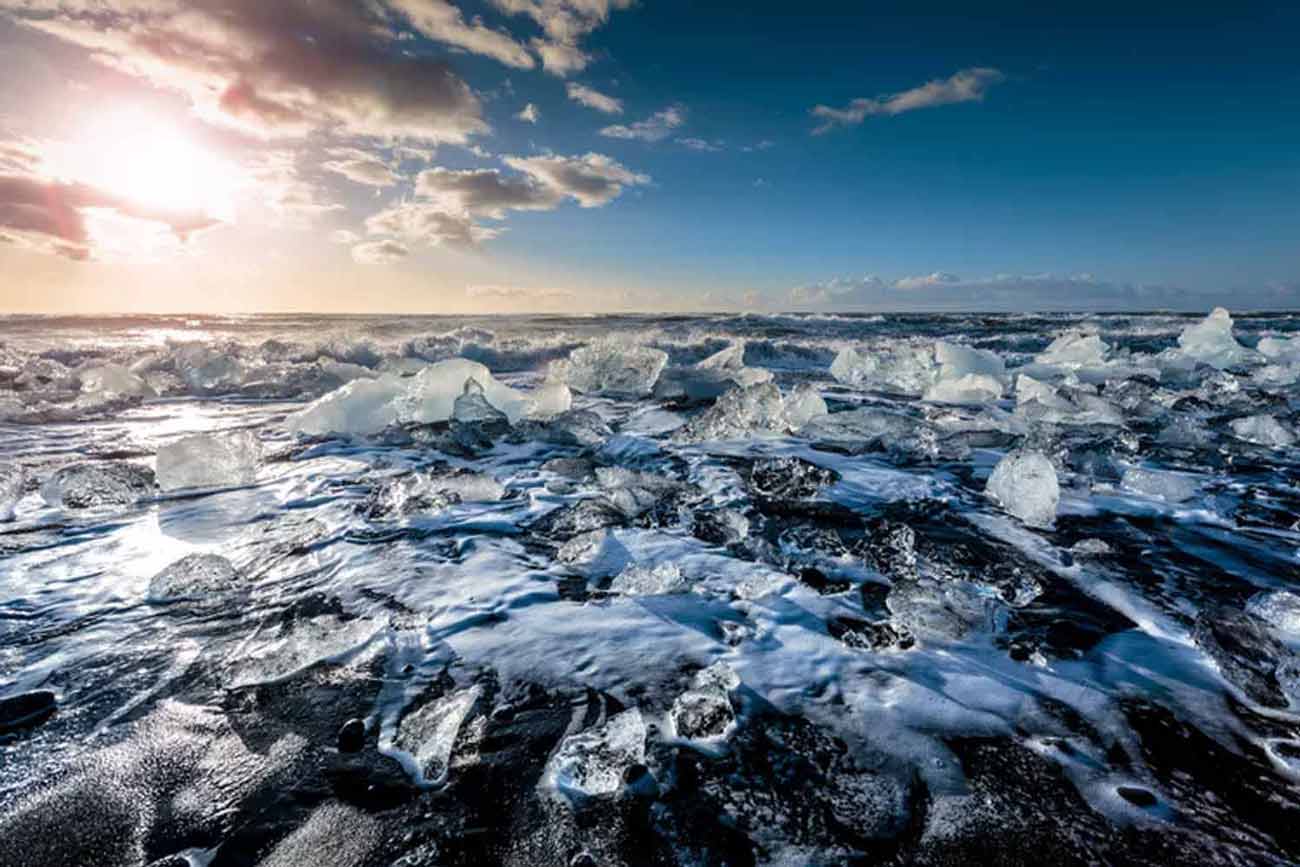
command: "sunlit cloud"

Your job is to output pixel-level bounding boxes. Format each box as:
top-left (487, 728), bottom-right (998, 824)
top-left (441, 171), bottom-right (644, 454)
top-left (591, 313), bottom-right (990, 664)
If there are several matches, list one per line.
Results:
top-left (811, 67), bottom-right (1006, 134)
top-left (385, 0), bottom-right (535, 70)
top-left (352, 238), bottom-right (411, 265)
top-left (516, 103), bottom-right (541, 123)
top-left (321, 148), bottom-right (401, 188)
top-left (566, 83), bottom-right (623, 115)
top-left (492, 0), bottom-right (634, 75)
top-left (600, 105), bottom-right (686, 142)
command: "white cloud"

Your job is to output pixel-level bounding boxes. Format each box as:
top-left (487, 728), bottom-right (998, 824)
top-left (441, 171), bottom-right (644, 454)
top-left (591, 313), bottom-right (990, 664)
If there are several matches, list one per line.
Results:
top-left (331, 229), bottom-right (362, 245)
top-left (492, 0), bottom-right (634, 75)
top-left (566, 83), bottom-right (623, 115)
top-left (811, 67), bottom-right (1005, 134)
top-left (352, 238), bottom-right (410, 265)
top-left (364, 201), bottom-right (500, 250)
top-left (503, 152), bottom-right (650, 207)
top-left (600, 105), bottom-right (686, 142)
top-left (516, 103), bottom-right (541, 123)
top-left (414, 167), bottom-right (561, 218)
top-left (385, 0), bottom-right (535, 70)
top-left (321, 148), bottom-right (400, 188)
top-left (677, 137), bottom-right (723, 152)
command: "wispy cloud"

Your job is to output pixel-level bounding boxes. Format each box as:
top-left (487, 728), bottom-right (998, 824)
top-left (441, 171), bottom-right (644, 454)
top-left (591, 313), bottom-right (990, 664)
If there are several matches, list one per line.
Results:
top-left (321, 148), bottom-right (400, 188)
top-left (677, 137), bottom-right (723, 152)
top-left (352, 239), bottom-right (410, 265)
top-left (566, 82), bottom-right (623, 115)
top-left (811, 67), bottom-right (1005, 134)
top-left (492, 0), bottom-right (635, 75)
top-left (600, 105), bottom-right (686, 142)
top-left (516, 102), bottom-right (541, 123)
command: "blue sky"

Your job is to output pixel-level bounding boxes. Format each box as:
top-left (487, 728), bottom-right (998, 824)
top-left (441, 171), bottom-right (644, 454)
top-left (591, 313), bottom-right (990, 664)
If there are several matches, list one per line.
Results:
top-left (0, 1), bottom-right (1296, 312)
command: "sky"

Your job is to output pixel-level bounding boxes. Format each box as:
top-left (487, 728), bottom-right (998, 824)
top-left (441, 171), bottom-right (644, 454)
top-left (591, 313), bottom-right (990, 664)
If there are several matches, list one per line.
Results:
top-left (0, 1), bottom-right (1296, 314)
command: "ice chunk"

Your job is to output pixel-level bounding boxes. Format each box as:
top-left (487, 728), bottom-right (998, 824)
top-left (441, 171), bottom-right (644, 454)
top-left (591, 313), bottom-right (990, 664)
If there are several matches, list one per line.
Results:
top-left (552, 341), bottom-right (668, 397)
top-left (539, 409), bottom-right (612, 447)
top-left (1246, 591), bottom-right (1300, 638)
top-left (148, 553), bottom-right (242, 602)
top-left (596, 467), bottom-right (680, 518)
top-left (40, 461), bottom-right (155, 510)
top-left (544, 708), bottom-right (647, 800)
top-left (924, 373), bottom-right (1003, 404)
top-left (985, 450), bottom-right (1059, 528)
top-left (670, 663), bottom-right (738, 740)
top-left (174, 344), bottom-right (245, 394)
top-left (156, 430), bottom-right (262, 492)
top-left (524, 381), bottom-right (572, 419)
top-left (452, 379), bottom-right (509, 427)
top-left (1230, 414), bottom-right (1295, 448)
top-left (360, 470), bottom-right (502, 519)
top-left (1035, 332), bottom-right (1109, 368)
top-left (1120, 466), bottom-right (1200, 502)
top-left (435, 471), bottom-right (505, 503)
top-left (400, 359), bottom-right (530, 424)
top-left (226, 610), bottom-right (382, 688)
top-left (655, 342), bottom-right (773, 402)
top-left (674, 382), bottom-right (788, 443)
top-left (393, 686), bottom-right (481, 785)
top-left (608, 561), bottom-right (690, 595)
top-left (830, 343), bottom-right (937, 395)
top-left (14, 357), bottom-right (78, 393)
top-left (288, 374), bottom-right (407, 436)
top-left (1015, 374), bottom-right (1072, 411)
top-left (0, 461), bottom-right (24, 522)
top-left (782, 383), bottom-right (827, 429)
top-left (1157, 415), bottom-right (1213, 447)
top-left (886, 578), bottom-right (1000, 640)
top-left (1193, 606), bottom-right (1293, 707)
top-left (1176, 308), bottom-right (1257, 369)
top-left (935, 341), bottom-right (1005, 381)
top-left (1257, 334), bottom-right (1300, 364)
top-left (79, 364), bottom-right (153, 399)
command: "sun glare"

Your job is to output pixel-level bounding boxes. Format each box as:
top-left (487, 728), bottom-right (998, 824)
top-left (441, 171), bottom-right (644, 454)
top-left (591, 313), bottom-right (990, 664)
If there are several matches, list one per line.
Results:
top-left (49, 107), bottom-right (240, 224)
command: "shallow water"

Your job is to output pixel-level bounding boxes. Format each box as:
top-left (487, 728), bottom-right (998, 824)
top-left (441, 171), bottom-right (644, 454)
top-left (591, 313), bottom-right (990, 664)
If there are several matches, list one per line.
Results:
top-left (2, 311), bottom-right (1300, 866)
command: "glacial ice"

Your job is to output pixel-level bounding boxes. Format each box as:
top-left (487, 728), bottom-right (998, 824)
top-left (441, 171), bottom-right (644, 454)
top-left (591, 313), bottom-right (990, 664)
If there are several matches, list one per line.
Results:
top-left (361, 470), bottom-right (503, 519)
top-left (608, 561), bottom-right (690, 595)
top-left (174, 344), bottom-right (246, 394)
top-left (829, 343), bottom-right (938, 395)
top-left (985, 451), bottom-right (1059, 528)
top-left (0, 461), bottom-right (23, 521)
top-left (674, 382), bottom-right (789, 443)
top-left (1257, 334), bottom-right (1300, 364)
top-left (552, 340), bottom-right (668, 397)
top-left (148, 553), bottom-right (242, 602)
top-left (783, 383), bottom-right (828, 429)
top-left (1175, 308), bottom-right (1257, 369)
top-left (525, 381), bottom-right (572, 419)
top-left (1229, 414), bottom-right (1295, 448)
top-left (936, 341), bottom-right (1005, 381)
top-left (79, 364), bottom-right (153, 399)
top-left (40, 462), bottom-right (155, 510)
top-left (654, 342), bottom-right (773, 402)
top-left (1035, 332), bottom-right (1109, 369)
top-left (452, 379), bottom-right (509, 427)
top-left (544, 708), bottom-right (647, 800)
top-left (288, 358), bottom-right (543, 436)
top-left (1120, 466), bottom-right (1200, 502)
top-left (670, 663), bottom-right (738, 740)
top-left (1246, 591), bottom-right (1300, 638)
top-left (538, 409), bottom-right (612, 447)
top-left (596, 467), bottom-right (680, 518)
top-left (156, 430), bottom-right (262, 492)
top-left (924, 373), bottom-right (1004, 405)
top-left (393, 686), bottom-right (481, 785)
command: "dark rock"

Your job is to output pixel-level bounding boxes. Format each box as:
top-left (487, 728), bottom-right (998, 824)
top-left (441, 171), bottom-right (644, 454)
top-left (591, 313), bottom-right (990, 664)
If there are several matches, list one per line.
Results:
top-left (0, 690), bottom-right (56, 733)
top-left (338, 717), bottom-right (366, 753)
top-left (1192, 606), bottom-right (1293, 707)
top-left (798, 567), bottom-right (851, 595)
top-left (749, 456), bottom-right (839, 501)
top-left (1117, 785), bottom-right (1157, 808)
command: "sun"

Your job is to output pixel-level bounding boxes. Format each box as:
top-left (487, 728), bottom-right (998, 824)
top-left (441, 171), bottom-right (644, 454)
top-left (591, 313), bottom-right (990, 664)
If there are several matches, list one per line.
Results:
top-left (49, 106), bottom-right (240, 224)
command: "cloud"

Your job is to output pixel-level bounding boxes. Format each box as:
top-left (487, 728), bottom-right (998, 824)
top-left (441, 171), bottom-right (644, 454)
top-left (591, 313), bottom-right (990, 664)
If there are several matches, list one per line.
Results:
top-left (503, 152), bottom-right (650, 207)
top-left (677, 137), bottom-right (723, 152)
top-left (331, 229), bottom-right (362, 245)
top-left (492, 0), bottom-right (634, 75)
top-left (0, 167), bottom-right (222, 260)
top-left (250, 151), bottom-right (344, 228)
top-left (321, 148), bottom-right (401, 188)
top-left (787, 272), bottom-right (1206, 312)
top-left (811, 67), bottom-right (1005, 134)
top-left (566, 83), bottom-right (622, 115)
top-left (385, 0), bottom-right (535, 70)
top-left (352, 239), bottom-right (410, 265)
top-left (600, 105), bottom-right (686, 142)
top-left (362, 151), bottom-right (647, 254)
top-left (516, 103), bottom-right (541, 123)
top-left (467, 284), bottom-right (575, 302)
top-left (1, 1), bottom-right (488, 143)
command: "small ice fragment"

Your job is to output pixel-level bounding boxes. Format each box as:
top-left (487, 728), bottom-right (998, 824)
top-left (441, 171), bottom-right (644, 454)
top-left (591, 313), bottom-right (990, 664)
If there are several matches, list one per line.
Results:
top-left (655, 342), bottom-right (773, 401)
top-left (1230, 414), bottom-right (1295, 448)
top-left (782, 383), bottom-right (827, 429)
top-left (1015, 374), bottom-right (1072, 411)
top-left (670, 666), bottom-right (737, 740)
top-left (393, 686), bottom-right (482, 785)
top-left (1176, 308), bottom-right (1257, 369)
top-left (174, 344), bottom-right (246, 394)
top-left (148, 553), bottom-right (242, 602)
top-left (545, 708), bottom-right (647, 800)
top-left (156, 430), bottom-right (262, 492)
top-left (596, 467), bottom-right (679, 518)
top-left (540, 409), bottom-right (612, 447)
top-left (608, 561), bottom-right (689, 595)
top-left (552, 341), bottom-right (668, 397)
top-left (1193, 606), bottom-right (1292, 707)
top-left (1120, 466), bottom-right (1200, 502)
top-left (0, 461), bottom-right (24, 521)
top-left (40, 461), bottom-right (155, 510)
top-left (1257, 334), bottom-right (1300, 364)
top-left (435, 470), bottom-right (505, 503)
top-left (1070, 538), bottom-right (1112, 557)
top-left (830, 343), bottom-right (937, 395)
top-left (935, 341), bottom-right (1005, 381)
top-left (1246, 591), bottom-right (1300, 638)
top-left (985, 450), bottom-right (1059, 528)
